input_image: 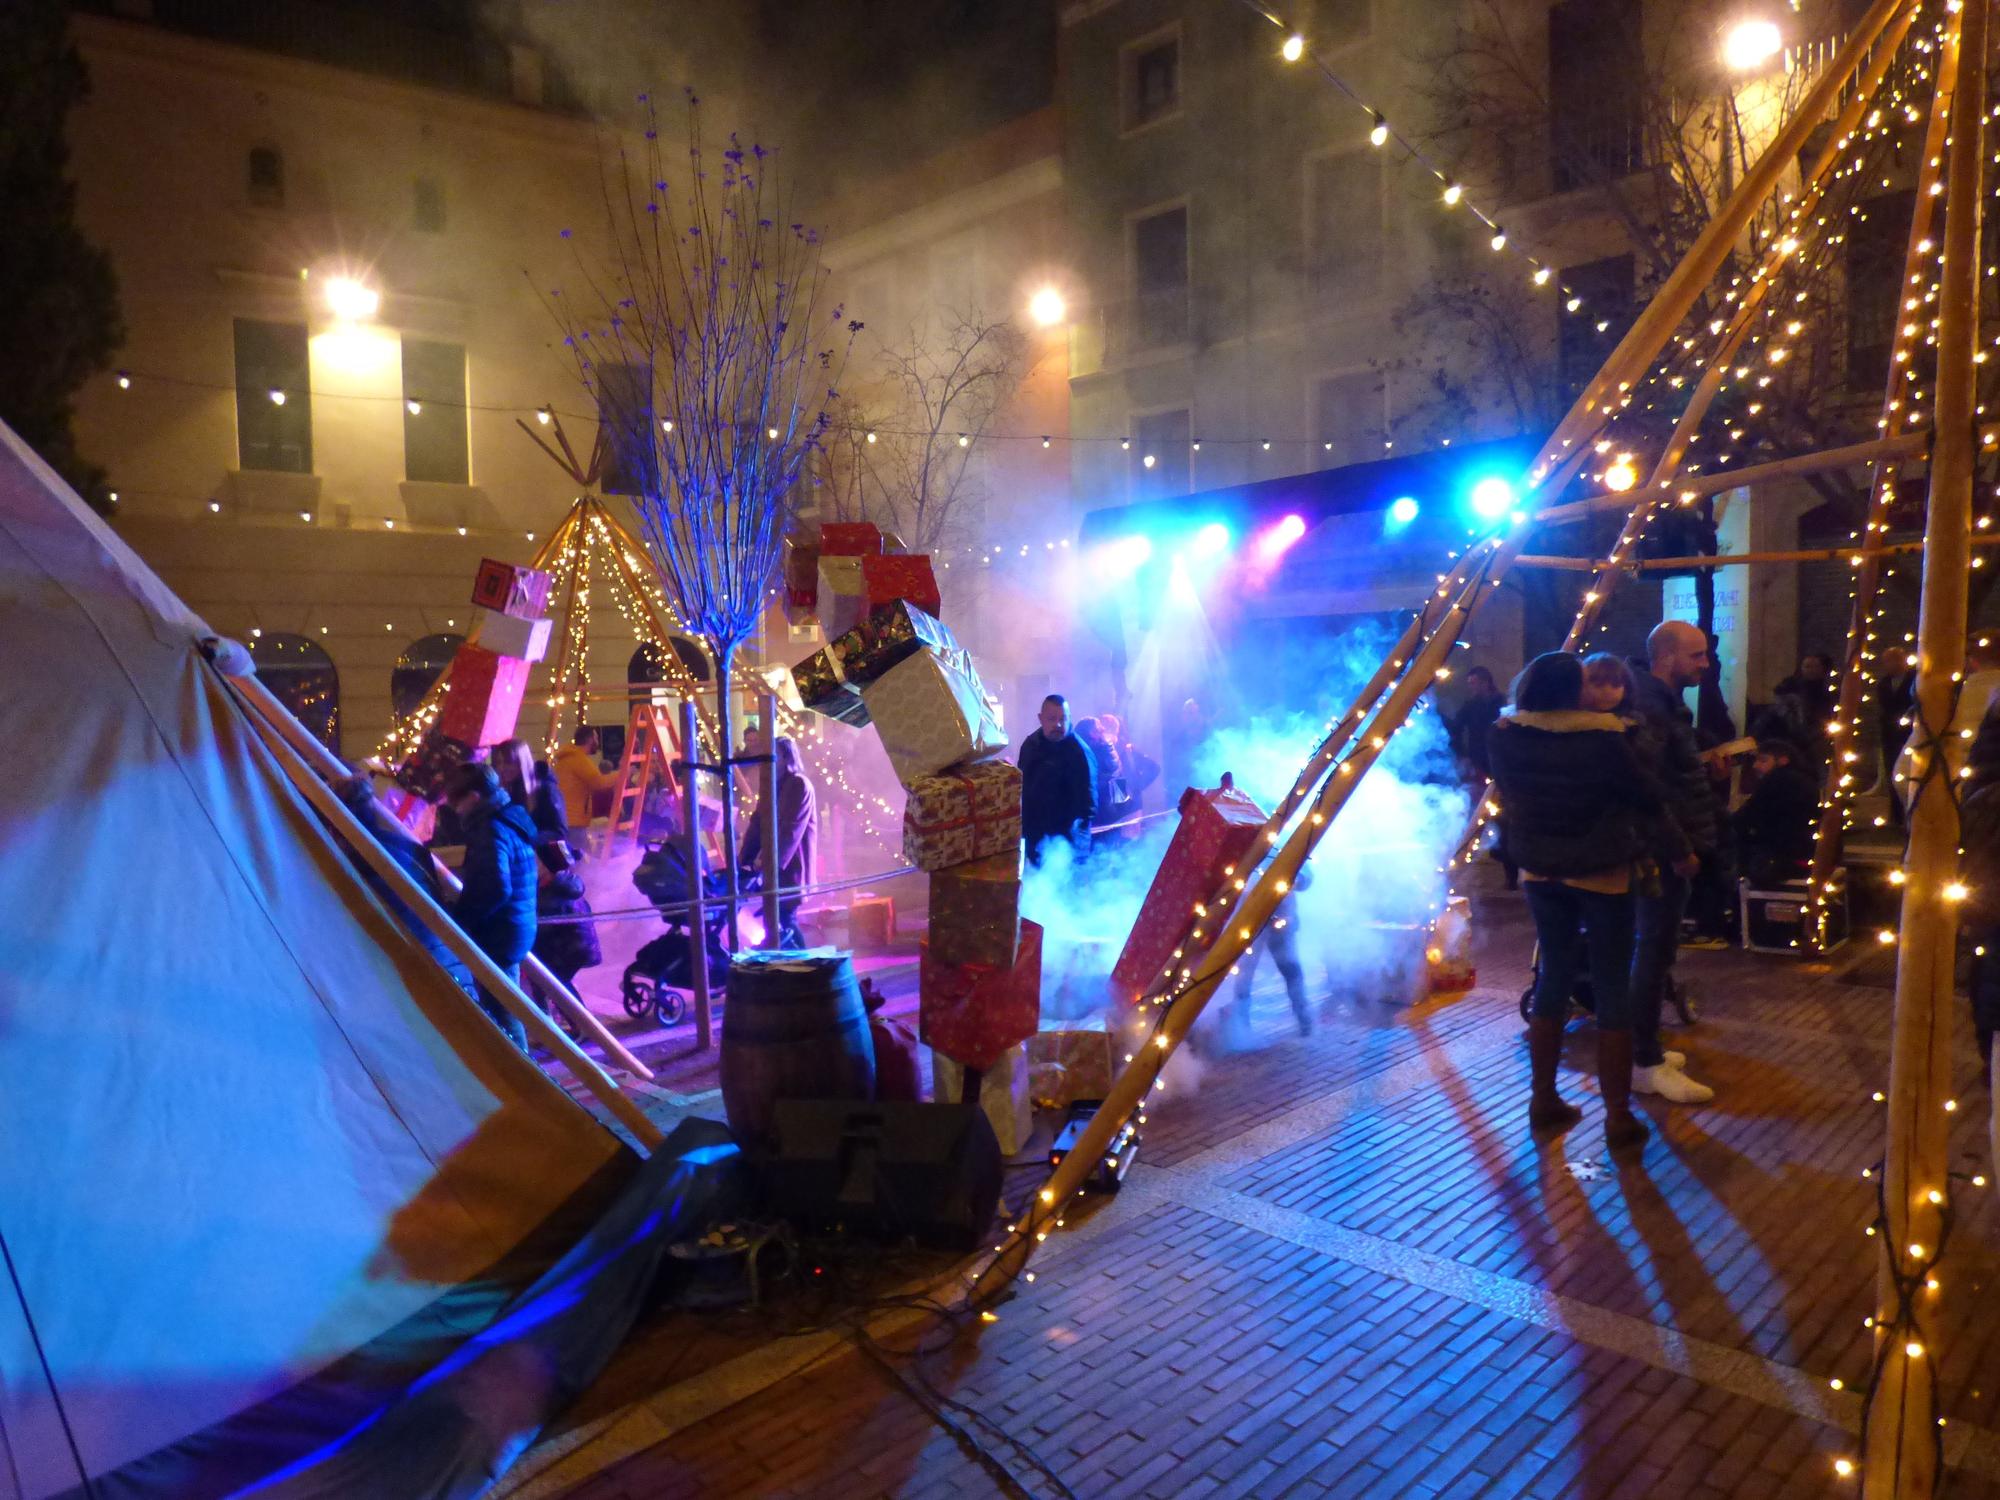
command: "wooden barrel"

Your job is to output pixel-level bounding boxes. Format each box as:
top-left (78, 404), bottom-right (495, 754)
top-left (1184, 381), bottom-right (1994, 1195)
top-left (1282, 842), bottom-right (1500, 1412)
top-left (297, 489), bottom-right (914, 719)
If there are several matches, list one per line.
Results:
top-left (720, 951), bottom-right (876, 1149)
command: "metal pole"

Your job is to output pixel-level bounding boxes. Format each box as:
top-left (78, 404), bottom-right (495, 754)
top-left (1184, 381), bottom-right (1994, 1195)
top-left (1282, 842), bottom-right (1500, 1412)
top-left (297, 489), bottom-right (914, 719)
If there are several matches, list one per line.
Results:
top-left (678, 696), bottom-right (716, 1051)
top-left (759, 690), bottom-right (783, 948)
top-left (1863, 0), bottom-right (1982, 1493)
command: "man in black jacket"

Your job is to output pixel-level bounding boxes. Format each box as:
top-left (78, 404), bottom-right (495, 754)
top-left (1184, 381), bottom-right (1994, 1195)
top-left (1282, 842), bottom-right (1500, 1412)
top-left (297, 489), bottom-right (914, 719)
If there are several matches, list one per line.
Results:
top-left (1625, 620), bottom-right (1721, 1105)
top-left (443, 762), bottom-right (540, 1050)
top-left (1020, 694), bottom-right (1096, 866)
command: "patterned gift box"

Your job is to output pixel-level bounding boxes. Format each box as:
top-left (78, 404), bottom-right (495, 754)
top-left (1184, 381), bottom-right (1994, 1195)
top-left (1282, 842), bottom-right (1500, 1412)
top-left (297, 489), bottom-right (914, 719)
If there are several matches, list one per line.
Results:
top-left (860, 646), bottom-right (1007, 787)
top-left (434, 644), bottom-right (532, 748)
top-left (1027, 1020), bottom-right (1115, 1108)
top-left (919, 918), bottom-right (1042, 1074)
top-left (818, 521), bottom-right (883, 557)
top-left (468, 607), bottom-right (551, 663)
top-left (470, 558), bottom-right (552, 619)
top-left (788, 647), bottom-right (871, 728)
top-left (841, 600), bottom-right (960, 686)
top-left (932, 1042), bottom-right (1031, 1157)
top-left (393, 728), bottom-right (473, 801)
top-left (927, 848), bottom-right (1022, 967)
top-left (1110, 782), bottom-right (1270, 1003)
top-left (859, 553), bottom-right (942, 621)
top-left (904, 759), bottom-right (1023, 870)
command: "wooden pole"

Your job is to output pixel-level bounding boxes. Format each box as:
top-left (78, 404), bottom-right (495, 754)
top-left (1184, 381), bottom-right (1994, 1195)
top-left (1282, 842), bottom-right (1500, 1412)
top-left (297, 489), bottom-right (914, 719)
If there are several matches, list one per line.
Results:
top-left (221, 667), bottom-right (665, 1150)
top-left (759, 690), bottom-right (783, 948)
top-left (1863, 0), bottom-right (1982, 1490)
top-left (678, 696), bottom-right (717, 1051)
top-left (1516, 534), bottom-right (2000, 572)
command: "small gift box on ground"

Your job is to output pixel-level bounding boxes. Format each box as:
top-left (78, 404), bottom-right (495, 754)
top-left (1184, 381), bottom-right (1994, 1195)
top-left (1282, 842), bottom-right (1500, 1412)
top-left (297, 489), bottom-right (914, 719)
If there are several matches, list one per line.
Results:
top-left (904, 757), bottom-right (1023, 870)
top-left (469, 607), bottom-right (551, 663)
top-left (927, 848), bottom-right (1022, 967)
top-left (434, 644), bottom-right (531, 748)
top-left (818, 521), bottom-right (883, 557)
top-left (471, 558), bottom-right (552, 619)
top-left (932, 1042), bottom-right (1032, 1157)
top-left (849, 893), bottom-right (897, 949)
top-left (861, 646), bottom-right (1007, 786)
top-left (1110, 781), bottom-right (1269, 1003)
top-left (789, 647), bottom-right (871, 728)
top-left (1026, 1019), bottom-right (1115, 1109)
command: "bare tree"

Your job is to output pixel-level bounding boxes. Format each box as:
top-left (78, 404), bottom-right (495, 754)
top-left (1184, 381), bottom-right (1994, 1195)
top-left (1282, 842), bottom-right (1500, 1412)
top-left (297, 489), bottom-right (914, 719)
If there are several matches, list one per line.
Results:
top-left (817, 310), bottom-right (1028, 556)
top-left (546, 90), bottom-right (858, 905)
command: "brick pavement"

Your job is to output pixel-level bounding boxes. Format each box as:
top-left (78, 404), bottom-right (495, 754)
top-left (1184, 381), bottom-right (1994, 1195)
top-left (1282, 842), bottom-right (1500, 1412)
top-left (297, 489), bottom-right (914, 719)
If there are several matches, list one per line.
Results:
top-left (506, 895), bottom-right (2000, 1499)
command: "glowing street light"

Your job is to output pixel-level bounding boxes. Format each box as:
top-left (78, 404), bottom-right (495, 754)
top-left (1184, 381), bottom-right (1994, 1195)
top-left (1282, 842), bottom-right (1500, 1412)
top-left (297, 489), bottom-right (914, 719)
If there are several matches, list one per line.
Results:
top-left (1028, 286), bottom-right (1068, 328)
top-left (323, 275), bottom-right (380, 322)
top-left (1722, 18), bottom-right (1782, 72)
top-left (1280, 33), bottom-right (1305, 62)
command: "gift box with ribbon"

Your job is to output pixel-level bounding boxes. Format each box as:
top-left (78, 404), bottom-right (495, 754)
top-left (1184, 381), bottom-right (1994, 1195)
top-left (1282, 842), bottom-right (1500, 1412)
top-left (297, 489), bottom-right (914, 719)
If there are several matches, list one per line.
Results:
top-left (1027, 1019), bottom-right (1115, 1109)
top-left (927, 848), bottom-right (1022, 967)
top-left (470, 558), bottom-right (552, 620)
top-left (818, 555), bottom-right (868, 640)
top-left (839, 600), bottom-right (960, 686)
top-left (904, 758), bottom-right (1022, 871)
top-left (860, 645), bottom-right (1007, 787)
top-left (919, 917), bottom-right (1042, 1074)
top-left (818, 521), bottom-right (883, 557)
top-left (1110, 782), bottom-right (1270, 1003)
top-left (859, 553), bottom-right (942, 621)
top-left (782, 536), bottom-right (821, 625)
top-left (788, 646), bottom-right (870, 728)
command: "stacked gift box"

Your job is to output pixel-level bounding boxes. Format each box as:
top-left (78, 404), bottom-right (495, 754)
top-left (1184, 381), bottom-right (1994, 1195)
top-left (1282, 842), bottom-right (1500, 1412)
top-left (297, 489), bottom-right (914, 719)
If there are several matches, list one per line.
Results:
top-left (783, 521), bottom-right (1040, 1151)
top-left (395, 558), bottom-right (553, 800)
top-left (1109, 780), bottom-right (1270, 1004)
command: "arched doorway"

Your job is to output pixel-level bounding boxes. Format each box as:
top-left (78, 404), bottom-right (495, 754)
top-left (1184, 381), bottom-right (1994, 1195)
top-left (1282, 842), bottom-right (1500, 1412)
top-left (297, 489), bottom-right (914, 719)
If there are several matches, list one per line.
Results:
top-left (251, 633), bottom-right (340, 750)
top-left (391, 633), bottom-right (464, 721)
top-left (627, 636), bottom-right (710, 686)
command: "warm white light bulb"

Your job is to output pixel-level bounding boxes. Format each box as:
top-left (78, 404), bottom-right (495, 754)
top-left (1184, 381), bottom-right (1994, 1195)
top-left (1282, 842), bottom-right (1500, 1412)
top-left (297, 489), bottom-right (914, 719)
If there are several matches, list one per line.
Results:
top-left (1028, 286), bottom-right (1067, 327)
top-left (1281, 33), bottom-right (1304, 61)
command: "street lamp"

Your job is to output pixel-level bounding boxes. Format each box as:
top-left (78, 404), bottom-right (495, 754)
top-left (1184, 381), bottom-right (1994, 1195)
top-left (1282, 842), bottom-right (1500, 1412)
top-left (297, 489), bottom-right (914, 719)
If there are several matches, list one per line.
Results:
top-left (323, 275), bottom-right (380, 322)
top-left (1028, 286), bottom-right (1067, 328)
top-left (1722, 18), bottom-right (1782, 72)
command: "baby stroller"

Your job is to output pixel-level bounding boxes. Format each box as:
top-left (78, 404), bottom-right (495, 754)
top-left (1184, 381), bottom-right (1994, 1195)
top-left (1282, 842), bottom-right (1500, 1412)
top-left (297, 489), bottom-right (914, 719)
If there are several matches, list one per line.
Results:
top-left (1517, 938), bottom-right (1700, 1028)
top-left (621, 839), bottom-right (732, 1027)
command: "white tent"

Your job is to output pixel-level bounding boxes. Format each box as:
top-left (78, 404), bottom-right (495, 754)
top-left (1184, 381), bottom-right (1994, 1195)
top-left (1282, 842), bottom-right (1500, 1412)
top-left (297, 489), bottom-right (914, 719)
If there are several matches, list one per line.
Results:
top-left (0, 423), bottom-right (664, 1498)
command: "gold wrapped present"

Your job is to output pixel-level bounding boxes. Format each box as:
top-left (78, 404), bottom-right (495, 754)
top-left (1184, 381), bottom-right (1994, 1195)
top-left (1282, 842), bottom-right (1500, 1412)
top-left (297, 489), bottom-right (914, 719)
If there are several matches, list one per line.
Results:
top-left (1027, 1020), bottom-right (1114, 1107)
top-left (927, 849), bottom-right (1022, 967)
top-left (903, 757), bottom-right (1022, 870)
top-left (788, 647), bottom-right (870, 728)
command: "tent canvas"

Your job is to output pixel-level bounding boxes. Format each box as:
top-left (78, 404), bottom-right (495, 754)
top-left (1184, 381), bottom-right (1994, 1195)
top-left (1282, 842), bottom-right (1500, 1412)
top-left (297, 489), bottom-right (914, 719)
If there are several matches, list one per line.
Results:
top-left (0, 421), bottom-right (692, 1498)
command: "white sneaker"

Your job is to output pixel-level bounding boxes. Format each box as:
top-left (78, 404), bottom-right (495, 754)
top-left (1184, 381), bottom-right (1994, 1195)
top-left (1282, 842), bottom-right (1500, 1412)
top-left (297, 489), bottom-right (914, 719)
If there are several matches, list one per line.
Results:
top-left (1633, 1063), bottom-right (1714, 1104)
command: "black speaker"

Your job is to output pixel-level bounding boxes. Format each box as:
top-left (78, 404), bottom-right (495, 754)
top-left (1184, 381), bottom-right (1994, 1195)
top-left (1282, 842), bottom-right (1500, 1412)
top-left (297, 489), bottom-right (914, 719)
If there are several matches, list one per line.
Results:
top-left (762, 1101), bottom-right (1003, 1251)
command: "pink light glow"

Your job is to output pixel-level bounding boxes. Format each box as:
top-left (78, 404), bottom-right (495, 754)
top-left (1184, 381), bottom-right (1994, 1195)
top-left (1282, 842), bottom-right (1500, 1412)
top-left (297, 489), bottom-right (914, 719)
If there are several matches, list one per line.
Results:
top-left (1253, 513), bottom-right (1308, 564)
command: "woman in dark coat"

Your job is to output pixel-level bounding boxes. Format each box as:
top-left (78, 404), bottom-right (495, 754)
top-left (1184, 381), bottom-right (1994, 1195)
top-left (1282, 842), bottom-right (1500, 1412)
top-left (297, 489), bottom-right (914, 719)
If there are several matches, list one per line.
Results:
top-left (442, 762), bottom-right (540, 1050)
top-left (1488, 652), bottom-right (1673, 1150)
top-left (492, 739), bottom-right (603, 1008)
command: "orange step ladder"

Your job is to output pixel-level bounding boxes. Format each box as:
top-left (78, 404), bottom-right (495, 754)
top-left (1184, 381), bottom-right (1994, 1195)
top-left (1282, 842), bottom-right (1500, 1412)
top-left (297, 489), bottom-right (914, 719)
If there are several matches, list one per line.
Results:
top-left (608, 702), bottom-right (727, 863)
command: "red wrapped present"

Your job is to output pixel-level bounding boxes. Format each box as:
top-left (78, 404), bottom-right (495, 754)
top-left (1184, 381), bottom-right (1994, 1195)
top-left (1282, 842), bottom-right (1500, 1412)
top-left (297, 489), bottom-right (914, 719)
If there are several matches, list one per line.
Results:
top-left (927, 849), bottom-right (1022, 967)
top-left (859, 553), bottom-right (941, 621)
top-left (904, 757), bottom-right (1022, 870)
top-left (1110, 783), bottom-right (1269, 1003)
top-left (919, 918), bottom-right (1043, 1072)
top-left (470, 558), bottom-right (552, 619)
top-left (434, 644), bottom-right (532, 748)
top-left (818, 521), bottom-right (883, 557)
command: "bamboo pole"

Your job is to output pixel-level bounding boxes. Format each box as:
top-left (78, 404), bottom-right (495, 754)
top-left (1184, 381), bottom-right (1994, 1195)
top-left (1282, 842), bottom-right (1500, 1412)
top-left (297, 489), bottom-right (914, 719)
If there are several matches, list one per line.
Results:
top-left (1517, 534), bottom-right (2000, 572)
top-left (679, 697), bottom-right (717, 1051)
top-left (228, 665), bottom-right (658, 1084)
top-left (1809, 28), bottom-right (1965, 949)
top-left (220, 667), bottom-right (665, 1150)
top-left (1863, 0), bottom-right (1982, 1489)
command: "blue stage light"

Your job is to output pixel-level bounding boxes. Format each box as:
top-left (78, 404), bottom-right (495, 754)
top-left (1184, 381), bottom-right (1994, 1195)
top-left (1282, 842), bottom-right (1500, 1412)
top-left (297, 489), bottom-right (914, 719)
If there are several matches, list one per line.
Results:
top-left (1469, 476), bottom-right (1515, 520)
top-left (1389, 496), bottom-right (1420, 525)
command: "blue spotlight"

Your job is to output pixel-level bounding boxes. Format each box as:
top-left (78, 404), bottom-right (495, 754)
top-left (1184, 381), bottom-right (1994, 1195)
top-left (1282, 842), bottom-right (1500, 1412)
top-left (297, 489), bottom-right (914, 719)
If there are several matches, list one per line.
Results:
top-left (1389, 495), bottom-right (1420, 525)
top-left (1469, 476), bottom-right (1516, 521)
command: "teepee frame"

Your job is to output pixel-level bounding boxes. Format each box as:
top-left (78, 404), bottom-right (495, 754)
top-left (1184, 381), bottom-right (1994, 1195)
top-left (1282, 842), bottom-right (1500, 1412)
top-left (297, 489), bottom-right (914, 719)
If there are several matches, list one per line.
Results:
top-left (979, 4), bottom-right (1983, 1491)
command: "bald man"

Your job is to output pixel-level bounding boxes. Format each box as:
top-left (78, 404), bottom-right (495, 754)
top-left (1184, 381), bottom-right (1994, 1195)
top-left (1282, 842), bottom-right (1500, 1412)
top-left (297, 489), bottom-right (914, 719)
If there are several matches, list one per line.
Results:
top-left (1623, 619), bottom-right (1720, 1106)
